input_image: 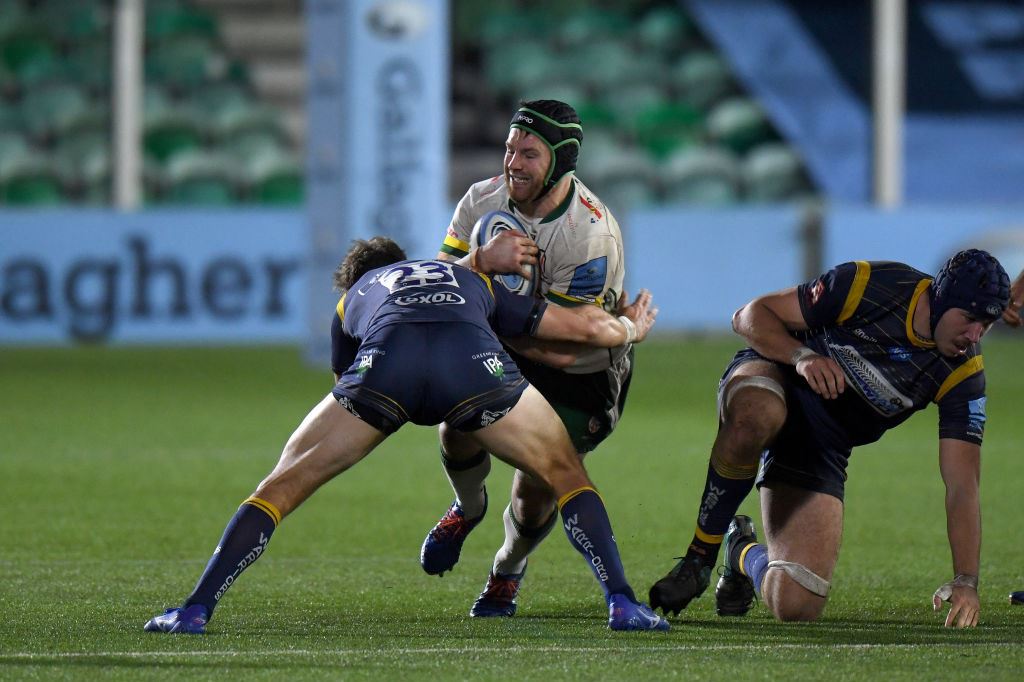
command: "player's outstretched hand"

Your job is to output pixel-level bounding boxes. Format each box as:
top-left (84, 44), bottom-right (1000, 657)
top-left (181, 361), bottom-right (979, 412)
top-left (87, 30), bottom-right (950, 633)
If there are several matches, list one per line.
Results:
top-left (618, 289), bottom-right (658, 343)
top-left (795, 354), bottom-right (845, 399)
top-left (478, 231), bottom-right (539, 278)
top-left (932, 578), bottom-right (980, 628)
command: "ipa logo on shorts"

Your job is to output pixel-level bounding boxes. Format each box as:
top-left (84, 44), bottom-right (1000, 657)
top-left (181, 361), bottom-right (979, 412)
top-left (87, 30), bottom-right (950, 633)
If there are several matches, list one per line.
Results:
top-left (357, 354), bottom-right (374, 375)
top-left (482, 356), bottom-right (504, 379)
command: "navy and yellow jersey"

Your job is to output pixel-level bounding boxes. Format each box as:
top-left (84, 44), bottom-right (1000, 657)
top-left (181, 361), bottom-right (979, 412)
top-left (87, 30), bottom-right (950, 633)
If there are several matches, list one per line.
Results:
top-left (439, 175), bottom-right (626, 374)
top-left (330, 259), bottom-right (546, 377)
top-left (794, 260), bottom-right (986, 446)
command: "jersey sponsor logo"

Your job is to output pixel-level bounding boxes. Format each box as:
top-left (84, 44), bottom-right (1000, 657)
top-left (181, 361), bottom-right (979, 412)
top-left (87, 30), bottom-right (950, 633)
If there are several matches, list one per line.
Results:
top-left (393, 291), bottom-right (466, 306)
top-left (852, 328), bottom-right (878, 343)
top-left (967, 396), bottom-right (987, 436)
top-left (887, 345), bottom-right (912, 362)
top-left (480, 406), bottom-right (511, 426)
top-left (567, 256), bottom-right (607, 298)
top-left (807, 279), bottom-right (825, 307)
top-left (829, 343), bottom-right (914, 416)
top-left (579, 195), bottom-right (602, 220)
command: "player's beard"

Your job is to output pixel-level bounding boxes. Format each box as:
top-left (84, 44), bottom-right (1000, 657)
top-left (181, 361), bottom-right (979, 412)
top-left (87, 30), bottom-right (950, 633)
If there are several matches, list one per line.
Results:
top-left (504, 169), bottom-right (544, 206)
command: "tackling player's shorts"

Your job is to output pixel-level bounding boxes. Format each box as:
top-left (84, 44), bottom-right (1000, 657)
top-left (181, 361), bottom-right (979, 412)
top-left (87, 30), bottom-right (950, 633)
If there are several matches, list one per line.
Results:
top-left (721, 348), bottom-right (852, 501)
top-left (332, 322), bottom-right (527, 434)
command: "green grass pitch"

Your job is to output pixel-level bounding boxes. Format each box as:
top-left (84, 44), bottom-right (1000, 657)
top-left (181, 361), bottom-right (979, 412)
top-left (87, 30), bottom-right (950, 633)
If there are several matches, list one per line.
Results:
top-left (1, 336), bottom-right (1021, 680)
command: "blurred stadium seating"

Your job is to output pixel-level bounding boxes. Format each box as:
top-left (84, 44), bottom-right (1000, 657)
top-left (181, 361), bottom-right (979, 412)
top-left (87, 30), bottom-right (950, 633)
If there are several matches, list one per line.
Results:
top-left (449, 0), bottom-right (817, 207)
top-left (0, 0), bottom-right (303, 206)
top-left (0, 0), bottom-right (815, 208)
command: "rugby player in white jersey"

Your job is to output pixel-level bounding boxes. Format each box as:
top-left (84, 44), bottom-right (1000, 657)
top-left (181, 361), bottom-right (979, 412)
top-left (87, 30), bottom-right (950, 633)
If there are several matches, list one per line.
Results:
top-left (419, 99), bottom-right (636, 617)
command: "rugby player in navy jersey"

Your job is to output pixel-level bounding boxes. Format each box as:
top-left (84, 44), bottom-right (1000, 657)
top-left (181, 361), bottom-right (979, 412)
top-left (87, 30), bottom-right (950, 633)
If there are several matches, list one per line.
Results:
top-left (144, 237), bottom-right (668, 634)
top-left (648, 249), bottom-right (1010, 629)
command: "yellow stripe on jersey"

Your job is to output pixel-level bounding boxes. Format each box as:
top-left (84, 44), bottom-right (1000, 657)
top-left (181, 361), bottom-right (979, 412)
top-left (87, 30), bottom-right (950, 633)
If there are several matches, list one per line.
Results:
top-left (557, 485), bottom-right (602, 509)
top-left (546, 290), bottom-right (604, 308)
top-left (243, 496), bottom-right (282, 526)
top-left (906, 279), bottom-right (936, 348)
top-left (694, 525), bottom-right (725, 545)
top-left (837, 261), bottom-right (870, 324)
top-left (336, 292), bottom-right (347, 321)
top-left (475, 271), bottom-right (494, 298)
top-left (442, 234), bottom-right (470, 256)
top-left (934, 355), bottom-right (984, 403)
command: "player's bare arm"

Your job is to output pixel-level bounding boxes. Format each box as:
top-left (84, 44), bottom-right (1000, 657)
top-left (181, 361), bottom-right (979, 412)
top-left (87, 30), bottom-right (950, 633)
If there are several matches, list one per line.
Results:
top-left (733, 287), bottom-right (846, 399)
top-left (508, 289), bottom-right (653, 368)
top-left (535, 289), bottom-right (656, 348)
top-left (932, 437), bottom-right (981, 628)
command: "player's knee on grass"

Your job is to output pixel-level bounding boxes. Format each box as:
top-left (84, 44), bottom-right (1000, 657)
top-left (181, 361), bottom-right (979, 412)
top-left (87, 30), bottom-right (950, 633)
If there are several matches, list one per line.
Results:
top-left (763, 566), bottom-right (828, 622)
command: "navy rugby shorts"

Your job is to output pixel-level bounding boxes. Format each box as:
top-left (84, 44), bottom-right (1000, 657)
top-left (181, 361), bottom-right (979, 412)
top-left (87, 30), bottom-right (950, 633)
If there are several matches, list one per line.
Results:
top-left (721, 348), bottom-right (853, 501)
top-left (332, 322), bottom-right (527, 435)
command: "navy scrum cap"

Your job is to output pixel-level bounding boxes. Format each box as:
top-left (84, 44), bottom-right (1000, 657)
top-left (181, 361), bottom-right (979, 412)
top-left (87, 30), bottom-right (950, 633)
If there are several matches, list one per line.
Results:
top-left (509, 99), bottom-right (583, 197)
top-left (929, 249), bottom-right (1010, 331)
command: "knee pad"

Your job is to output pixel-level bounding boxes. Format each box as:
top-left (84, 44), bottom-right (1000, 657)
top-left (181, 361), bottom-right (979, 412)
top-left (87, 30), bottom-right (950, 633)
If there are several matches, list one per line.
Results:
top-left (718, 375), bottom-right (786, 422)
top-left (766, 560), bottom-right (830, 598)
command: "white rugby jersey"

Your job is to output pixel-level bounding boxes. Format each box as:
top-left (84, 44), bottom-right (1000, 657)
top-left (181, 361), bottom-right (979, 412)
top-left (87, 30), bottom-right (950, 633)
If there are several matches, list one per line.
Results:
top-left (440, 175), bottom-right (627, 373)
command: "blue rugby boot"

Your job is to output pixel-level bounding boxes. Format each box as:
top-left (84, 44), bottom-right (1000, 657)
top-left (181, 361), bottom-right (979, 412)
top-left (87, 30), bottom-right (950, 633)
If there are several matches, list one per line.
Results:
top-left (608, 594), bottom-right (671, 631)
top-left (469, 566), bottom-right (524, 617)
top-left (420, 489), bottom-right (487, 576)
top-left (715, 515), bottom-right (758, 616)
top-left (143, 604), bottom-right (209, 634)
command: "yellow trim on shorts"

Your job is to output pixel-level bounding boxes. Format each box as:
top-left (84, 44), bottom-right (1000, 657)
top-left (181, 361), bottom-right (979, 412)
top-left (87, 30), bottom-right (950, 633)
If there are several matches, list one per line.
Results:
top-left (906, 279), bottom-right (937, 348)
top-left (837, 261), bottom-right (870, 324)
top-left (694, 525), bottom-right (725, 545)
top-left (557, 485), bottom-right (601, 509)
top-left (738, 542), bottom-right (757, 577)
top-left (711, 453), bottom-right (759, 480)
top-left (243, 496), bottom-right (282, 527)
top-left (443, 234), bottom-right (470, 254)
top-left (336, 293), bottom-right (347, 321)
top-left (935, 356), bottom-right (984, 403)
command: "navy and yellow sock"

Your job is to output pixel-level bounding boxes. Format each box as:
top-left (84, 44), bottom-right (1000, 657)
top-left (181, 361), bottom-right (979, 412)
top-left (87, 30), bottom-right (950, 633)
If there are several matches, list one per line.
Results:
top-left (558, 486), bottom-right (635, 603)
top-left (183, 496), bottom-right (280, 614)
top-left (689, 457), bottom-right (757, 565)
top-left (733, 540), bottom-right (769, 597)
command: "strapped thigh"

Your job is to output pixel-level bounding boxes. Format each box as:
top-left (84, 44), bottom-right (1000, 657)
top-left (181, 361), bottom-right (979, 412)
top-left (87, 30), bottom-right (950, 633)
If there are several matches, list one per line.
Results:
top-left (766, 560), bottom-right (831, 597)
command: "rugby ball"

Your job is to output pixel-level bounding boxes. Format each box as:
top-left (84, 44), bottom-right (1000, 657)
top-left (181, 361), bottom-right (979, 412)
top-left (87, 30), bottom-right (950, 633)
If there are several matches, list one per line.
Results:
top-left (469, 210), bottom-right (540, 297)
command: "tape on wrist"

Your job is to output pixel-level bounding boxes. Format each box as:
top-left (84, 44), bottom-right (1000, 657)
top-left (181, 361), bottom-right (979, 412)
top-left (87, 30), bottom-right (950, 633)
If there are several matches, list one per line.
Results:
top-left (790, 346), bottom-right (819, 366)
top-left (618, 315), bottom-right (637, 344)
top-left (953, 574), bottom-right (979, 590)
top-left (469, 249), bottom-right (480, 272)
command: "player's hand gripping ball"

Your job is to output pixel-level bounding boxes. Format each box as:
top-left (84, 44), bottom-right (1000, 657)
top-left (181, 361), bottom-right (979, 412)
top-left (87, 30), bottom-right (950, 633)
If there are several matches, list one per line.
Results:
top-left (469, 210), bottom-right (539, 297)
